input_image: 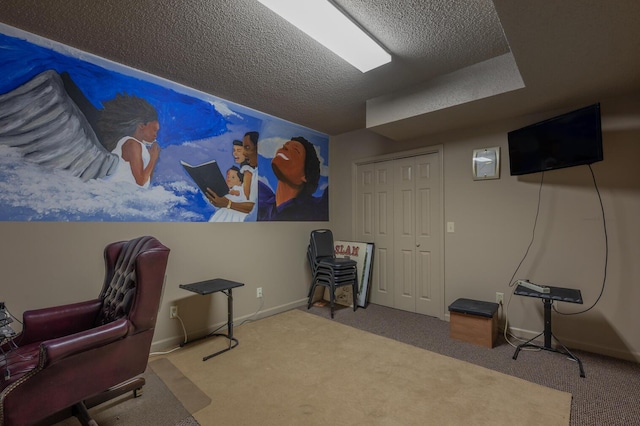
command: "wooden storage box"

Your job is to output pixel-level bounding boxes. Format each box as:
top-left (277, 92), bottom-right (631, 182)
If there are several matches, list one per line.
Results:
top-left (448, 298), bottom-right (499, 348)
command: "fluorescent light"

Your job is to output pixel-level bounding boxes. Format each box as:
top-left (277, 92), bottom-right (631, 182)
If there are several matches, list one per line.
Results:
top-left (256, 0), bottom-right (391, 72)
top-left (473, 157), bottom-right (493, 163)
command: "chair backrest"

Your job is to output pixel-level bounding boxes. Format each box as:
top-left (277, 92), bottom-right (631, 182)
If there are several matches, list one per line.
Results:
top-left (310, 229), bottom-right (335, 259)
top-left (96, 236), bottom-right (170, 333)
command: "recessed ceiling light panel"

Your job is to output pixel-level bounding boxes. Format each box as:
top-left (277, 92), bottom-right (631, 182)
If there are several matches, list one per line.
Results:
top-left (256, 0), bottom-right (391, 72)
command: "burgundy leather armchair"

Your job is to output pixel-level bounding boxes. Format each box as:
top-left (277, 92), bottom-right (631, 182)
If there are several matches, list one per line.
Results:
top-left (0, 236), bottom-right (170, 426)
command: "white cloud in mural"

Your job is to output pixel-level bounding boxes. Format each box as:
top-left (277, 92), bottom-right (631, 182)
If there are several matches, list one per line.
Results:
top-left (212, 100), bottom-right (242, 119)
top-left (259, 136), bottom-right (288, 159)
top-left (260, 136), bottom-right (328, 177)
top-left (0, 146), bottom-right (200, 222)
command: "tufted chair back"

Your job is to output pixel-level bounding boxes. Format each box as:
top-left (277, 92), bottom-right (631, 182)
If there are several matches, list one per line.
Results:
top-left (97, 235), bottom-right (168, 333)
top-left (0, 236), bottom-right (170, 426)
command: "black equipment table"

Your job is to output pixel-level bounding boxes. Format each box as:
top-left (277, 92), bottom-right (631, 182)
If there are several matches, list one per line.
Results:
top-left (512, 284), bottom-right (585, 377)
top-left (179, 278), bottom-right (244, 361)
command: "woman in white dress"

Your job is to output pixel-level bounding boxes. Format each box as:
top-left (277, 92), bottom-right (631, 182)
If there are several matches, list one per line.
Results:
top-left (97, 94), bottom-right (161, 188)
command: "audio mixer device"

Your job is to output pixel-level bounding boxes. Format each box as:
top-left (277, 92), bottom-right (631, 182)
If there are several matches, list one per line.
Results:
top-left (1, 302), bottom-right (16, 381)
top-left (0, 302), bottom-right (16, 339)
top-left (515, 279), bottom-right (551, 293)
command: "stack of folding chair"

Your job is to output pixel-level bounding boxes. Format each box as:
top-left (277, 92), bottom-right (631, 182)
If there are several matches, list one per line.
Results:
top-left (306, 229), bottom-right (358, 318)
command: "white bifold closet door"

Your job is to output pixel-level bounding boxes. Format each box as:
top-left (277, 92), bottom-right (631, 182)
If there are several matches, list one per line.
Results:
top-left (355, 153), bottom-right (442, 318)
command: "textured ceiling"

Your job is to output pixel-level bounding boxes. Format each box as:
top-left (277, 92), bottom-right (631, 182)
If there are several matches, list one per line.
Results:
top-left (0, 0), bottom-right (639, 140)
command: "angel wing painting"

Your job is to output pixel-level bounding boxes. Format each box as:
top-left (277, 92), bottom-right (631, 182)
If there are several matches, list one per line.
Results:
top-left (0, 69), bottom-right (119, 181)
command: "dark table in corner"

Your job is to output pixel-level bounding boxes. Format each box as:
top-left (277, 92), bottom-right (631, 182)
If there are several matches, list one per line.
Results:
top-left (179, 278), bottom-right (244, 361)
top-left (512, 284), bottom-right (585, 377)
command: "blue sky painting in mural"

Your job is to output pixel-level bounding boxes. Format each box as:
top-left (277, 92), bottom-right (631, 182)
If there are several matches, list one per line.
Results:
top-left (0, 25), bottom-right (329, 222)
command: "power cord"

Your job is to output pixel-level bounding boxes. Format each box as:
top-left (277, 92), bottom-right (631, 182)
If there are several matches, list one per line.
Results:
top-left (502, 288), bottom-right (541, 351)
top-left (554, 164), bottom-right (608, 315)
top-left (149, 314), bottom-right (188, 356)
top-left (149, 294), bottom-right (264, 357)
top-left (502, 164), bottom-right (608, 344)
top-left (502, 172), bottom-right (545, 346)
top-left (237, 293), bottom-right (264, 326)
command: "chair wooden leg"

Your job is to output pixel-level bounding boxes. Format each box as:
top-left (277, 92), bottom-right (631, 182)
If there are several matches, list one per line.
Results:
top-left (84, 377), bottom-right (146, 409)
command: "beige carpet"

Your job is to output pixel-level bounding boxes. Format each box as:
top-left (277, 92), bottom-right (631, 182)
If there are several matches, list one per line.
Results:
top-left (149, 358), bottom-right (211, 415)
top-left (165, 309), bottom-right (571, 426)
top-left (53, 366), bottom-right (199, 426)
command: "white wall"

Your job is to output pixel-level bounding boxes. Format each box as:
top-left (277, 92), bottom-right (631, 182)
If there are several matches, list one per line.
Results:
top-left (330, 91), bottom-right (640, 361)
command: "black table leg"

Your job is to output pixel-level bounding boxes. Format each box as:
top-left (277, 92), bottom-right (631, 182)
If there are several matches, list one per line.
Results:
top-left (203, 288), bottom-right (239, 361)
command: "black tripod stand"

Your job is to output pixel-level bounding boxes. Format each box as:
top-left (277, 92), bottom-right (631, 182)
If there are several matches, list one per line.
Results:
top-left (512, 285), bottom-right (585, 378)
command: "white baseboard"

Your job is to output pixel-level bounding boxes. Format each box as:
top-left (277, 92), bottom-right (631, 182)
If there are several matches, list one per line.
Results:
top-left (152, 302), bottom-right (640, 363)
top-left (506, 326), bottom-right (640, 363)
top-left (443, 312), bottom-right (639, 363)
top-left (150, 298), bottom-right (308, 353)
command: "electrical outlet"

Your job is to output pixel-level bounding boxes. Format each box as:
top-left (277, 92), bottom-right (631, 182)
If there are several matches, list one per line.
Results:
top-left (256, 287), bottom-right (263, 298)
top-left (496, 292), bottom-right (504, 305)
top-left (169, 305), bottom-right (178, 319)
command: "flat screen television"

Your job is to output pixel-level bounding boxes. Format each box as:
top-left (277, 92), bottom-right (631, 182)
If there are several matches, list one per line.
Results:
top-left (507, 103), bottom-right (603, 176)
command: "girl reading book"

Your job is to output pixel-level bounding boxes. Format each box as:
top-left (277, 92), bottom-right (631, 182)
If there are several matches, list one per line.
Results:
top-left (209, 166), bottom-right (248, 222)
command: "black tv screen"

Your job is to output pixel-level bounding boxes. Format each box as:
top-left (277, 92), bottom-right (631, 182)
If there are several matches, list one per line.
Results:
top-left (508, 103), bottom-right (603, 176)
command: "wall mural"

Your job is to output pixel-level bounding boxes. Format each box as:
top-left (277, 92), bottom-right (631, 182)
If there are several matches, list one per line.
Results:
top-left (0, 24), bottom-right (329, 222)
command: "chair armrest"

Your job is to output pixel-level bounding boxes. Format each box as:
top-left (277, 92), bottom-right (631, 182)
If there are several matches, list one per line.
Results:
top-left (18, 299), bottom-right (102, 346)
top-left (41, 318), bottom-right (129, 367)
